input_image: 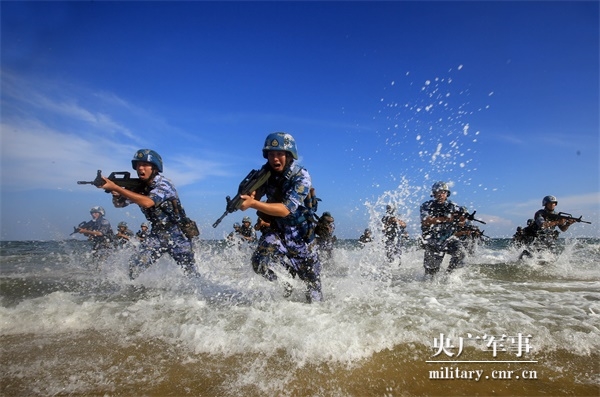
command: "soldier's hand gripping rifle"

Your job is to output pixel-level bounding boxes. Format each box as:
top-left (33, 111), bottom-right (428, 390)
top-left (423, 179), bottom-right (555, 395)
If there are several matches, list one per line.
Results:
top-left (77, 170), bottom-right (146, 194)
top-left (547, 212), bottom-right (592, 225)
top-left (455, 209), bottom-right (486, 224)
top-left (212, 165), bottom-right (271, 228)
top-left (70, 220), bottom-right (93, 236)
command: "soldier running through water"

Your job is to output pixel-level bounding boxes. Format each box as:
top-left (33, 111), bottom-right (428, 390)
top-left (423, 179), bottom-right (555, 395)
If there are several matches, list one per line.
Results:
top-left (101, 149), bottom-right (199, 279)
top-left (420, 181), bottom-right (467, 276)
top-left (239, 132), bottom-right (323, 303)
top-left (381, 205), bottom-right (407, 264)
top-left (518, 195), bottom-right (583, 259)
top-left (73, 206), bottom-right (115, 262)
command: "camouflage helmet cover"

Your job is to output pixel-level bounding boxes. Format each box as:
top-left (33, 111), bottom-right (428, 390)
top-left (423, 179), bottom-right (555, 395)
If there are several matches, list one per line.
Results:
top-left (431, 181), bottom-right (451, 197)
top-left (132, 149), bottom-right (163, 172)
top-left (262, 132), bottom-right (298, 160)
top-left (90, 206), bottom-right (105, 216)
top-left (542, 195), bottom-right (558, 206)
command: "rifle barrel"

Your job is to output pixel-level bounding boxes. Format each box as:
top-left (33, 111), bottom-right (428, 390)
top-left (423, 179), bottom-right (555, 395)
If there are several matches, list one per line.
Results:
top-left (212, 212), bottom-right (229, 228)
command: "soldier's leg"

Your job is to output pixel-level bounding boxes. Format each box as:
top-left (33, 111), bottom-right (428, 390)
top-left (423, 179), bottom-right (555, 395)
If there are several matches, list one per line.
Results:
top-left (169, 231), bottom-right (199, 277)
top-left (251, 231), bottom-right (288, 282)
top-left (287, 239), bottom-right (323, 303)
top-left (129, 235), bottom-right (162, 280)
top-left (446, 240), bottom-right (466, 273)
top-left (423, 248), bottom-right (444, 276)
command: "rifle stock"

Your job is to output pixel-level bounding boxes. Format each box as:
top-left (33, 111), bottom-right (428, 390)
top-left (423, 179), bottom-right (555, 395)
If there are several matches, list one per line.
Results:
top-left (77, 170), bottom-right (146, 193)
top-left (212, 165), bottom-right (271, 228)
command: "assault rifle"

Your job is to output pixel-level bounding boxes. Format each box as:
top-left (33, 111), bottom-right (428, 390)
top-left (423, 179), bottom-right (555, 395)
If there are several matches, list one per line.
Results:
top-left (77, 170), bottom-right (146, 193)
top-left (212, 165), bottom-right (271, 228)
top-left (547, 212), bottom-right (592, 225)
top-left (455, 209), bottom-right (486, 224)
top-left (70, 220), bottom-right (94, 236)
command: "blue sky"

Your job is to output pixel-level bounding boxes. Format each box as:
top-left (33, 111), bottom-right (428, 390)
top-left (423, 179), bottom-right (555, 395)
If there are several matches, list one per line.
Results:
top-left (1, 1), bottom-right (598, 241)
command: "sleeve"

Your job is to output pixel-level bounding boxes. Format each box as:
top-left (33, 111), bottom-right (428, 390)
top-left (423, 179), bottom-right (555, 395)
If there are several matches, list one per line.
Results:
top-left (98, 220), bottom-right (113, 236)
top-left (148, 177), bottom-right (177, 206)
top-left (534, 210), bottom-right (546, 228)
top-left (281, 169), bottom-right (311, 214)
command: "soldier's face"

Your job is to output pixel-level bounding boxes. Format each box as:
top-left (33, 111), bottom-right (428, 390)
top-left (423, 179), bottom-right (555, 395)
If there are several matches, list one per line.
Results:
top-left (135, 162), bottom-right (154, 180)
top-left (434, 190), bottom-right (448, 203)
top-left (267, 151), bottom-right (287, 172)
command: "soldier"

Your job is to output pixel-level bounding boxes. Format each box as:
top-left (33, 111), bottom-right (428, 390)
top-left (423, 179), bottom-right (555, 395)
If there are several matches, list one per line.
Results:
top-left (115, 221), bottom-right (135, 247)
top-left (73, 206), bottom-right (115, 260)
top-left (239, 216), bottom-right (257, 243)
top-left (381, 205), bottom-right (407, 263)
top-left (524, 195), bottom-right (577, 256)
top-left (227, 222), bottom-right (242, 241)
top-left (420, 181), bottom-right (466, 276)
top-left (239, 132), bottom-right (323, 303)
top-left (315, 211), bottom-right (336, 262)
top-left (101, 149), bottom-right (199, 279)
top-left (358, 228), bottom-right (373, 245)
top-left (136, 222), bottom-right (150, 241)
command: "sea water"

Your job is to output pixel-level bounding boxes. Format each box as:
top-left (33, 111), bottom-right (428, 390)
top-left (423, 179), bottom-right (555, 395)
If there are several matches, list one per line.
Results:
top-left (1, 238), bottom-right (599, 396)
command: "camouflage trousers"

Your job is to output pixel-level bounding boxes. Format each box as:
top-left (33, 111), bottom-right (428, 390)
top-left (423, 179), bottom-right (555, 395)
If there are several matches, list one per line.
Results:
top-left (251, 227), bottom-right (323, 302)
top-left (384, 236), bottom-right (403, 263)
top-left (129, 226), bottom-right (197, 279)
top-left (423, 237), bottom-right (466, 275)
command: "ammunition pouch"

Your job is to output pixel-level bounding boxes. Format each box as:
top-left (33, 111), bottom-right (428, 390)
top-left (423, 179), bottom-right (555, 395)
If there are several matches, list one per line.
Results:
top-left (180, 217), bottom-right (200, 240)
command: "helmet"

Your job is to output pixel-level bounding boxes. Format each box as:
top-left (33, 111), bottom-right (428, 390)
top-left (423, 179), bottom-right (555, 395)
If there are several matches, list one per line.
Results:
top-left (234, 222), bottom-right (241, 228)
top-left (90, 206), bottom-right (105, 216)
top-left (141, 223), bottom-right (149, 228)
top-left (262, 132), bottom-right (298, 160)
top-left (132, 149), bottom-right (163, 172)
top-left (242, 216), bottom-right (251, 223)
top-left (431, 181), bottom-right (451, 197)
top-left (322, 212), bottom-right (334, 222)
top-left (118, 221), bottom-right (127, 228)
top-left (542, 195), bottom-right (558, 206)
top-left (386, 205), bottom-right (395, 213)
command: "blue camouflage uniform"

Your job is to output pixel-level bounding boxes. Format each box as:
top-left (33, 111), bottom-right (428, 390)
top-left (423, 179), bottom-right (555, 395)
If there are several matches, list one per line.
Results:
top-left (381, 209), bottom-right (405, 263)
top-left (250, 163), bottom-right (323, 302)
top-left (532, 208), bottom-right (561, 252)
top-left (88, 216), bottom-right (114, 259)
top-left (420, 198), bottom-right (465, 274)
top-left (315, 213), bottom-right (336, 262)
top-left (114, 174), bottom-right (197, 279)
